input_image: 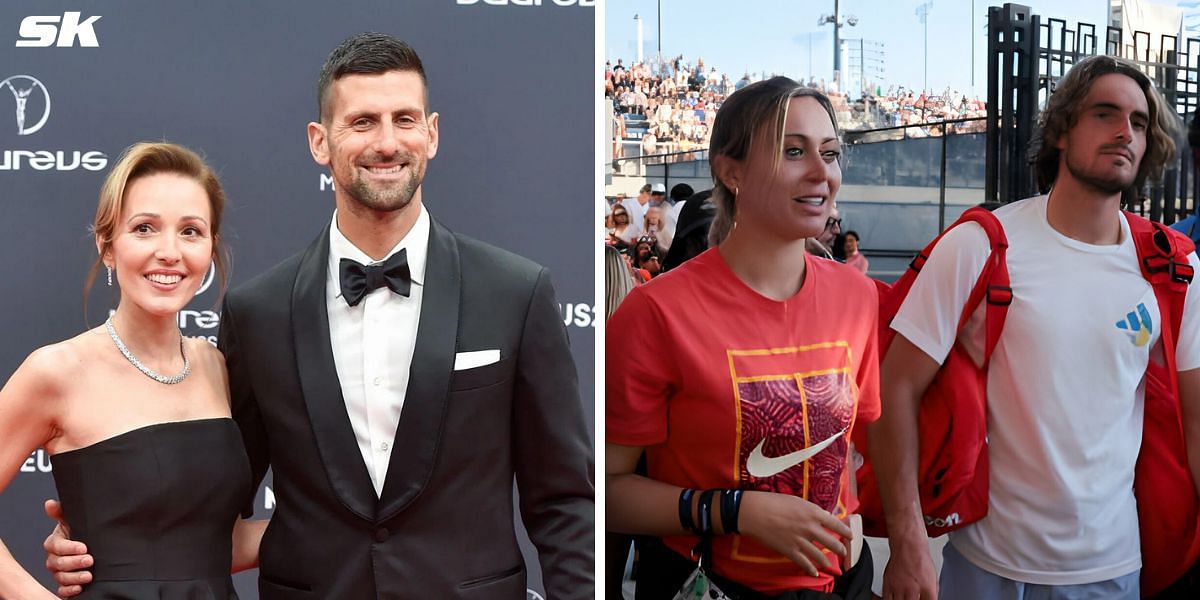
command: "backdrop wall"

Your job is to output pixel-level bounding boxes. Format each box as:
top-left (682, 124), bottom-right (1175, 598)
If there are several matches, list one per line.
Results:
top-left (0, 1), bottom-right (595, 597)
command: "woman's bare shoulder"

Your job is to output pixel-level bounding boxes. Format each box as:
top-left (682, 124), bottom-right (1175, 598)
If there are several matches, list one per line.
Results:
top-left (185, 337), bottom-right (225, 370)
top-left (3, 328), bottom-right (108, 420)
top-left (20, 329), bottom-right (107, 388)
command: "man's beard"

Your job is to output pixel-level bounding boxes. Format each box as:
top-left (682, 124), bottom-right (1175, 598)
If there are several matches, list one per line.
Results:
top-left (1064, 151), bottom-right (1136, 195)
top-left (343, 153), bottom-right (424, 212)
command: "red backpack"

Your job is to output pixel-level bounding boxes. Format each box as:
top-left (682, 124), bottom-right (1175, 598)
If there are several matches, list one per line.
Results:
top-left (853, 208), bottom-right (1199, 596)
top-left (855, 207), bottom-right (1009, 538)
top-left (1130, 213), bottom-right (1199, 596)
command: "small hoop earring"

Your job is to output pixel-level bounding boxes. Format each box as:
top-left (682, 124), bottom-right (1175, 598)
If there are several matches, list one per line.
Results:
top-left (733, 186), bottom-right (739, 197)
top-left (106, 266), bottom-right (113, 287)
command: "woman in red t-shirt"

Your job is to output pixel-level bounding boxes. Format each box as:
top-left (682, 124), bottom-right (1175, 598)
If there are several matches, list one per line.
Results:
top-left (607, 78), bottom-right (880, 599)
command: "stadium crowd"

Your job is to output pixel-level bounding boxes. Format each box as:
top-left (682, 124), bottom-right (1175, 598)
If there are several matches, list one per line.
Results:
top-left (604, 182), bottom-right (870, 291)
top-left (606, 55), bottom-right (988, 157)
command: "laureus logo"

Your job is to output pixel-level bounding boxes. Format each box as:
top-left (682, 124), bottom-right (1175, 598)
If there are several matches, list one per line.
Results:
top-left (0, 75), bottom-right (50, 136)
top-left (0, 73), bottom-right (107, 171)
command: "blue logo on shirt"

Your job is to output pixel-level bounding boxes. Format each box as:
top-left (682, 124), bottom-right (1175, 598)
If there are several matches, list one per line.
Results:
top-left (1115, 302), bottom-right (1153, 347)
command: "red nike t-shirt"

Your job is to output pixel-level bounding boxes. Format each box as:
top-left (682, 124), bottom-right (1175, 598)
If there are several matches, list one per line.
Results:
top-left (607, 248), bottom-right (880, 593)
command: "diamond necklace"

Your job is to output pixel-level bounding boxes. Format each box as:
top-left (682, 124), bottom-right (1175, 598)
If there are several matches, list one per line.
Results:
top-left (105, 315), bottom-right (190, 385)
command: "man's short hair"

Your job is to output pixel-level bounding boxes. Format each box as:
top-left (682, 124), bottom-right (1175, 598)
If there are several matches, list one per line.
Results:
top-left (639, 184), bottom-right (653, 194)
top-left (1030, 54), bottom-right (1177, 194)
top-left (317, 32), bottom-right (427, 122)
top-left (670, 183), bottom-right (695, 202)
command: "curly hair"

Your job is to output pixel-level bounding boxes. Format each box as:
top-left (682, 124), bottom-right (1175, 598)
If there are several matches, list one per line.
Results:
top-left (1031, 54), bottom-right (1178, 194)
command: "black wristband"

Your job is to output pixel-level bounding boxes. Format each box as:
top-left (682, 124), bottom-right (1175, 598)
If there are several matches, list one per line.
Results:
top-left (719, 489), bottom-right (743, 534)
top-left (697, 489), bottom-right (718, 536)
top-left (678, 488), bottom-right (697, 533)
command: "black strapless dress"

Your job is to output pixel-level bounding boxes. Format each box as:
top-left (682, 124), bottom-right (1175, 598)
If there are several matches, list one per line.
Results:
top-left (50, 418), bottom-right (251, 600)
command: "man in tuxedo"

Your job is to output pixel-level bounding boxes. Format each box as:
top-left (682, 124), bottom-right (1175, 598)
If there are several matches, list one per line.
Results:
top-left (46, 32), bottom-right (594, 599)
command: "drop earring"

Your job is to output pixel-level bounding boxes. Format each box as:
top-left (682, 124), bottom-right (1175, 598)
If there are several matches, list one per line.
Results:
top-left (107, 266), bottom-right (113, 287)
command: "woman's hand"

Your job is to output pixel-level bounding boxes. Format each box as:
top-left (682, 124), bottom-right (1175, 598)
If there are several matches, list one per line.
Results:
top-left (737, 491), bottom-right (851, 577)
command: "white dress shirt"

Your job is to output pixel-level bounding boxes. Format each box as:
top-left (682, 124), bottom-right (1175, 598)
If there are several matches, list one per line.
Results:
top-left (326, 206), bottom-right (429, 497)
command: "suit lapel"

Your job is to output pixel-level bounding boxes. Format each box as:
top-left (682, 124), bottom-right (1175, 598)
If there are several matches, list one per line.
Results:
top-left (292, 226), bottom-right (377, 520)
top-left (377, 219), bottom-right (461, 521)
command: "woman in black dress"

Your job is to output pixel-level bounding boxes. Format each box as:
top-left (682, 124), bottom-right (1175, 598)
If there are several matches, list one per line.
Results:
top-left (0, 142), bottom-right (260, 599)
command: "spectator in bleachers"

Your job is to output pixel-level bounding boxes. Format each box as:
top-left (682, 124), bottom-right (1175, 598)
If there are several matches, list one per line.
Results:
top-left (819, 208), bottom-right (841, 246)
top-left (842, 230), bottom-right (869, 274)
top-left (630, 237), bottom-right (663, 279)
top-left (806, 207), bottom-right (842, 259)
top-left (607, 203), bottom-right (641, 249)
top-left (643, 205), bottom-right (673, 255)
top-left (617, 86), bottom-right (636, 114)
top-left (641, 130), bottom-right (658, 156)
top-left (666, 183), bottom-right (693, 230)
top-left (654, 97), bottom-right (673, 124)
top-left (661, 189), bottom-right (714, 272)
top-left (622, 184), bottom-right (651, 226)
top-left (633, 86), bottom-right (649, 115)
top-left (668, 183), bottom-right (693, 205)
top-left (649, 183), bottom-right (667, 204)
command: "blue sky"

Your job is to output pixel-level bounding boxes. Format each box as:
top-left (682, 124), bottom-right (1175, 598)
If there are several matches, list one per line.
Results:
top-left (604, 1), bottom-right (1113, 97)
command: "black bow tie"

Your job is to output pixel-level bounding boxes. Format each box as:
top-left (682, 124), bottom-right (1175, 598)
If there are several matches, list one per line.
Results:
top-left (339, 249), bottom-right (411, 307)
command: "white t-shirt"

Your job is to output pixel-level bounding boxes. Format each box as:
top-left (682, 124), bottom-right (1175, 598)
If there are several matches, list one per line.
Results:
top-left (620, 197), bottom-right (648, 230)
top-left (891, 195), bottom-right (1200, 585)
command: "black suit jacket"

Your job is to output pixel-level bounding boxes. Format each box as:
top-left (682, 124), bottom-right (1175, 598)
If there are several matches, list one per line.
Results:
top-left (217, 218), bottom-right (594, 599)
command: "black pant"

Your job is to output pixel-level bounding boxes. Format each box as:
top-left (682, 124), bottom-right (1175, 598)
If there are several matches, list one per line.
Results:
top-left (632, 537), bottom-right (874, 600)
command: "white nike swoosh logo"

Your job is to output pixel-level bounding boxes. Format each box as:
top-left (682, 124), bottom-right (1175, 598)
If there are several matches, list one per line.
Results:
top-left (746, 427), bottom-right (847, 478)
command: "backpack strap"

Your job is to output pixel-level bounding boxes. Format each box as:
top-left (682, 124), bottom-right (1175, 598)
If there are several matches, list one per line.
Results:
top-left (1124, 213), bottom-right (1199, 595)
top-left (909, 207), bottom-right (1012, 366)
top-left (1126, 211), bottom-right (1194, 378)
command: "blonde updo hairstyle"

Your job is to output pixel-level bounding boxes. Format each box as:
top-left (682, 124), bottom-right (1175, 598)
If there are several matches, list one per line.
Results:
top-left (85, 142), bottom-right (229, 305)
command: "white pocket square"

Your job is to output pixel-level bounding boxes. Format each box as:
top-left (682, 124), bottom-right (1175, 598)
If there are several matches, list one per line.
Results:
top-left (454, 349), bottom-right (500, 371)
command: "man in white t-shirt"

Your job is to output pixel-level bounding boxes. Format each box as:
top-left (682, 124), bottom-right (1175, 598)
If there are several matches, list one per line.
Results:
top-left (870, 55), bottom-right (1200, 599)
top-left (620, 184), bottom-right (651, 229)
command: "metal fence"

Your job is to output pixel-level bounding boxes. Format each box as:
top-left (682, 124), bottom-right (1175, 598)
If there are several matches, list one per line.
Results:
top-left (987, 2), bottom-right (1199, 223)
